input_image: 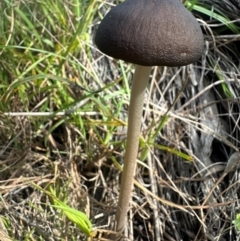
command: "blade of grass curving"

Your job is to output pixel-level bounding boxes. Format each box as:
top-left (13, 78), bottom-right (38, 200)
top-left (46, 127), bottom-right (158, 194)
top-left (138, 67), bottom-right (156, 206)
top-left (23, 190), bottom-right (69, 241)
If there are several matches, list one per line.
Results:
top-left (51, 204), bottom-right (95, 238)
top-left (0, 45), bottom-right (101, 85)
top-left (1, 58), bottom-right (55, 104)
top-left (31, 183), bottom-right (94, 238)
top-left (48, 186), bottom-right (94, 238)
top-left (185, 1), bottom-right (239, 33)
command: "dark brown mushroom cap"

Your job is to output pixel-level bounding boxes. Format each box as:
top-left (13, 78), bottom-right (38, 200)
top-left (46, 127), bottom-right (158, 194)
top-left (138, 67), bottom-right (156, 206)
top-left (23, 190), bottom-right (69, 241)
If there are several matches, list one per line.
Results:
top-left (95, 0), bottom-right (204, 67)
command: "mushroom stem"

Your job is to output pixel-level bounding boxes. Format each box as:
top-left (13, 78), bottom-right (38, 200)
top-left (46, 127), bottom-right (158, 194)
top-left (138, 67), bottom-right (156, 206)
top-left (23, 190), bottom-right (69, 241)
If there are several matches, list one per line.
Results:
top-left (116, 65), bottom-right (152, 236)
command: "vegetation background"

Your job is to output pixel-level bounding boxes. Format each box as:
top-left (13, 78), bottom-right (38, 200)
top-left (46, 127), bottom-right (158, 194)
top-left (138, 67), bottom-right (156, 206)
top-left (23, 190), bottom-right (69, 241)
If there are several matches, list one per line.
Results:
top-left (0, 0), bottom-right (240, 240)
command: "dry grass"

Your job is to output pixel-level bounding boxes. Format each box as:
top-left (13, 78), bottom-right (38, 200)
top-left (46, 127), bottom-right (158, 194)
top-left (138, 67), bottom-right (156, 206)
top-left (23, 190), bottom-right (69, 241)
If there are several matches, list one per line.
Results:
top-left (0, 0), bottom-right (240, 240)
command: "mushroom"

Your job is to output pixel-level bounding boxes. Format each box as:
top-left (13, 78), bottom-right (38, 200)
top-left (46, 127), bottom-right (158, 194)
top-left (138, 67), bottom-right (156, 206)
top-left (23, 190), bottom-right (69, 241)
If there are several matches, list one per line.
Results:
top-left (95, 0), bottom-right (204, 237)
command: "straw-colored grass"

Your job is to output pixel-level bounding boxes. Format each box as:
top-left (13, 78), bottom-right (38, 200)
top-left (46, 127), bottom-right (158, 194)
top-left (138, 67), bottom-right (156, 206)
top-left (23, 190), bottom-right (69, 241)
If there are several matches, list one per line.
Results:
top-left (0, 0), bottom-right (240, 240)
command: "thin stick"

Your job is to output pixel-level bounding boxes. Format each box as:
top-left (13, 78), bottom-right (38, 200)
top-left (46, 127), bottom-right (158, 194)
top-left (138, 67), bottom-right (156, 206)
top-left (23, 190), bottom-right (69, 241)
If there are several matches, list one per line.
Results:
top-left (3, 112), bottom-right (100, 116)
top-left (115, 65), bottom-right (152, 237)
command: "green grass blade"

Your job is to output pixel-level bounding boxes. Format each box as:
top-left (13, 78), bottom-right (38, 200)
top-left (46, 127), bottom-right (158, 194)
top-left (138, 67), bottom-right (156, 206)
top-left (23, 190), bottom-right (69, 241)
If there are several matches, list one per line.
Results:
top-left (233, 213), bottom-right (240, 231)
top-left (31, 183), bottom-right (94, 238)
top-left (185, 1), bottom-right (239, 33)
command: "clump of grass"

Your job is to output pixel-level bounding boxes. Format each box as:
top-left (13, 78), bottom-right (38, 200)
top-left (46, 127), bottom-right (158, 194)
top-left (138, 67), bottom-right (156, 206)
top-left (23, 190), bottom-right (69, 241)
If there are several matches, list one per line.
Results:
top-left (0, 0), bottom-right (123, 240)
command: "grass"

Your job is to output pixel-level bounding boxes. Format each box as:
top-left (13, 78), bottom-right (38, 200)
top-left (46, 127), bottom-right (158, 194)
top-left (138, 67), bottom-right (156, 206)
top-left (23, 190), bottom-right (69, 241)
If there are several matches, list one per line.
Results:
top-left (0, 0), bottom-right (240, 240)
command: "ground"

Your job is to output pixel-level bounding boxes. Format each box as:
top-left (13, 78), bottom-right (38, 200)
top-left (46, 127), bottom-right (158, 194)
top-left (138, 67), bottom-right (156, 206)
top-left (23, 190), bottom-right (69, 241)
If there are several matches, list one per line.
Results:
top-left (0, 0), bottom-right (240, 240)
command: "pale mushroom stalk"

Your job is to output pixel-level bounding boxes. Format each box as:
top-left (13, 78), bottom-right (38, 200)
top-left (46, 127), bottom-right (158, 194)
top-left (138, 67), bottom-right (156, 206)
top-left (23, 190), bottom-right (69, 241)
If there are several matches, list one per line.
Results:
top-left (95, 0), bottom-right (204, 239)
top-left (116, 65), bottom-right (151, 233)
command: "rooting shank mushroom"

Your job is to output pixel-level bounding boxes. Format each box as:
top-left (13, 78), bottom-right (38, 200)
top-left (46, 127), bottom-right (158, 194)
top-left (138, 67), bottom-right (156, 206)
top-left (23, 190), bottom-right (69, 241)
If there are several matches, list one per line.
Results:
top-left (95, 0), bottom-right (204, 238)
